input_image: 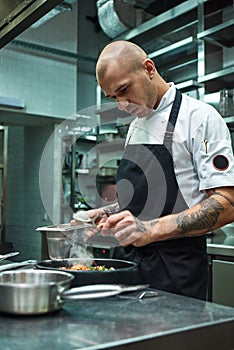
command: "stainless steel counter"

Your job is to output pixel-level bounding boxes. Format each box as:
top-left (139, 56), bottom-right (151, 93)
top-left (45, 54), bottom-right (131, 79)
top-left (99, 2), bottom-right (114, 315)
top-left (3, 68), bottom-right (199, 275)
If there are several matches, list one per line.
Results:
top-left (0, 281), bottom-right (233, 350)
top-left (207, 224), bottom-right (234, 258)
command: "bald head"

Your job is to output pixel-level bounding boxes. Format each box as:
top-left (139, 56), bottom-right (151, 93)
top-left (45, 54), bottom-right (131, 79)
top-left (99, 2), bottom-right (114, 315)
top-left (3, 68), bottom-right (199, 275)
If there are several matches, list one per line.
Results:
top-left (96, 41), bottom-right (148, 82)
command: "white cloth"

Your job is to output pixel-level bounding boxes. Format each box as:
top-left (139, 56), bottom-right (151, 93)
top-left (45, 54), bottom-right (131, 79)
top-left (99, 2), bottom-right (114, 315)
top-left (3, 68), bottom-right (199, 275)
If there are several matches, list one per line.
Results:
top-left (126, 83), bottom-right (234, 208)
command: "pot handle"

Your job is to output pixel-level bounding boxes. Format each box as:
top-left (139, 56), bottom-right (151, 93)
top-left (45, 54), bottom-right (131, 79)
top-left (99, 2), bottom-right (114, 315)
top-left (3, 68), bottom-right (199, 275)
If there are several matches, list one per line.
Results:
top-left (61, 284), bottom-right (149, 300)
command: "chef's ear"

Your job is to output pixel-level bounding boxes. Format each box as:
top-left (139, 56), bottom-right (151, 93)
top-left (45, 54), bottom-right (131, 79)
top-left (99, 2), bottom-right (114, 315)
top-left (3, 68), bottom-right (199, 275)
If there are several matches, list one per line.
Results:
top-left (142, 58), bottom-right (155, 78)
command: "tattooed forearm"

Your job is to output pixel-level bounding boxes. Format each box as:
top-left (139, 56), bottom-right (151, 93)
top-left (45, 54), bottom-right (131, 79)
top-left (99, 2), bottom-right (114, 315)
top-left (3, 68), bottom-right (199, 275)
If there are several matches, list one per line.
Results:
top-left (103, 203), bottom-right (119, 217)
top-left (150, 219), bottom-right (159, 229)
top-left (211, 189), bottom-right (234, 207)
top-left (177, 197), bottom-right (224, 235)
top-left (134, 217), bottom-right (147, 233)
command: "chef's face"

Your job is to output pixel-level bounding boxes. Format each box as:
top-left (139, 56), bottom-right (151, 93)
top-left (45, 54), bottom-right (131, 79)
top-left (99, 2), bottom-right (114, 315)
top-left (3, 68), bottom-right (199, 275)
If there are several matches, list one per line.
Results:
top-left (98, 59), bottom-right (156, 118)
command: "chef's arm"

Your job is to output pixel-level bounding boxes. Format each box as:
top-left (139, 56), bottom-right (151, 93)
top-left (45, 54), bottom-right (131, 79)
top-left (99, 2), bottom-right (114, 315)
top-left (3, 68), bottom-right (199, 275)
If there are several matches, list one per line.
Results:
top-left (102, 186), bottom-right (234, 247)
top-left (144, 186), bottom-right (234, 244)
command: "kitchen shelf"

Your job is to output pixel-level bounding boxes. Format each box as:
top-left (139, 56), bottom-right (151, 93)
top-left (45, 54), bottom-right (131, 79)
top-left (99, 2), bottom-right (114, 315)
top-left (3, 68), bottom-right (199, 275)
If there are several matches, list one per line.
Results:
top-left (197, 19), bottom-right (234, 48)
top-left (148, 36), bottom-right (196, 59)
top-left (117, 0), bottom-right (198, 41)
top-left (197, 67), bottom-right (234, 93)
top-left (176, 79), bottom-right (204, 90)
top-left (114, 0), bottom-right (233, 97)
top-left (223, 116), bottom-right (234, 125)
top-left (198, 66), bottom-right (234, 83)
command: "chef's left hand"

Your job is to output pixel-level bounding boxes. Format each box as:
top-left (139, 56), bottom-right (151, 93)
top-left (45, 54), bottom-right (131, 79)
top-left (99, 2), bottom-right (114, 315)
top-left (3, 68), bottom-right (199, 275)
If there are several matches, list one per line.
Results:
top-left (102, 210), bottom-right (152, 247)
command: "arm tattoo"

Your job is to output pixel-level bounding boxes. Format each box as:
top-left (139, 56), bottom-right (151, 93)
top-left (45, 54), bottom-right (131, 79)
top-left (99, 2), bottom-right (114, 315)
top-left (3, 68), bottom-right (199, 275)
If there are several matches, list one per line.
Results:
top-left (150, 219), bottom-right (159, 229)
top-left (134, 217), bottom-right (147, 233)
top-left (103, 203), bottom-right (119, 217)
top-left (177, 197), bottom-right (224, 235)
top-left (211, 189), bottom-right (234, 207)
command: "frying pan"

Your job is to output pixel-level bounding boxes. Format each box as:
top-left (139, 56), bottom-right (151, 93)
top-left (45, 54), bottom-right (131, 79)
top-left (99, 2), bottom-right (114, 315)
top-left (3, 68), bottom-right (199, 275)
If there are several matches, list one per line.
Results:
top-left (36, 258), bottom-right (141, 287)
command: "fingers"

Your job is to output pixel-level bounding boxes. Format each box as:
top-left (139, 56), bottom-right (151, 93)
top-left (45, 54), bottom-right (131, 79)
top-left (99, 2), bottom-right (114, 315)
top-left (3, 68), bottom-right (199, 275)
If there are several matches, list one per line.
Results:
top-left (84, 226), bottom-right (100, 239)
top-left (103, 211), bottom-right (133, 229)
top-left (110, 224), bottom-right (138, 246)
top-left (72, 209), bottom-right (149, 247)
top-left (100, 211), bottom-right (149, 247)
top-left (70, 219), bottom-right (78, 226)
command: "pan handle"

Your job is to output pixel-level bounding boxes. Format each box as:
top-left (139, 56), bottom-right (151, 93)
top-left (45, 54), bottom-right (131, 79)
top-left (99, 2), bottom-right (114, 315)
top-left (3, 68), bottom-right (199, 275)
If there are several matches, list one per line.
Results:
top-left (0, 260), bottom-right (37, 272)
top-left (61, 284), bottom-right (149, 300)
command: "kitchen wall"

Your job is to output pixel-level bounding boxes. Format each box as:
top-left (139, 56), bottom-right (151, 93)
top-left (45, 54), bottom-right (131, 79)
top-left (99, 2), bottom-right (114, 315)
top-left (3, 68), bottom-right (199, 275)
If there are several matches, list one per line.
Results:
top-left (0, 0), bottom-right (108, 259)
top-left (6, 125), bottom-right (54, 259)
top-left (0, 1), bottom-right (78, 118)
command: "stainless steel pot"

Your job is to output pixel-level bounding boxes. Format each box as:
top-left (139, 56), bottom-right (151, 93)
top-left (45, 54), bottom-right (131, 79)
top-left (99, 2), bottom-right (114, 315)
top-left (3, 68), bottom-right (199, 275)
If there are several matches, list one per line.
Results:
top-left (0, 269), bottom-right (148, 315)
top-left (0, 270), bottom-right (74, 315)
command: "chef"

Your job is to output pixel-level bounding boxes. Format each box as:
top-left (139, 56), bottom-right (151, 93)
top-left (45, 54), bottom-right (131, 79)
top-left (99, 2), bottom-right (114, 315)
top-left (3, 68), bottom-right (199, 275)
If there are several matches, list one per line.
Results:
top-left (73, 40), bottom-right (234, 300)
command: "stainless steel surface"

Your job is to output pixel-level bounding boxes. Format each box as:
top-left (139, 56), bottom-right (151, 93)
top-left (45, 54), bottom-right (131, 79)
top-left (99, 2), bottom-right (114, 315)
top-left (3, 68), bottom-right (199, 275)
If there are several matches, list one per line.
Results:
top-left (207, 229), bottom-right (234, 258)
top-left (0, 0), bottom-right (64, 49)
top-left (212, 259), bottom-right (234, 307)
top-left (0, 251), bottom-right (19, 261)
top-left (37, 224), bottom-right (119, 254)
top-left (0, 284), bottom-right (233, 350)
top-left (207, 243), bottom-right (234, 257)
top-left (0, 259), bottom-right (37, 272)
top-left (0, 270), bottom-right (74, 315)
top-left (62, 283), bottom-right (149, 300)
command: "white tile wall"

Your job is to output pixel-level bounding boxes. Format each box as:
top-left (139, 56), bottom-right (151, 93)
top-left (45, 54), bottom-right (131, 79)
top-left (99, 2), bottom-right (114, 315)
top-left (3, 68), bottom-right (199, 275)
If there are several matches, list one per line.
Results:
top-left (0, 0), bottom-right (109, 259)
top-left (0, 2), bottom-right (78, 119)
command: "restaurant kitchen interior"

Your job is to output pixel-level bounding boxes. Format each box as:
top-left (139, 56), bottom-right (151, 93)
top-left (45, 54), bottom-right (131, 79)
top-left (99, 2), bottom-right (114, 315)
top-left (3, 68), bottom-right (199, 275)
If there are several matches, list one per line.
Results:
top-left (0, 0), bottom-right (233, 309)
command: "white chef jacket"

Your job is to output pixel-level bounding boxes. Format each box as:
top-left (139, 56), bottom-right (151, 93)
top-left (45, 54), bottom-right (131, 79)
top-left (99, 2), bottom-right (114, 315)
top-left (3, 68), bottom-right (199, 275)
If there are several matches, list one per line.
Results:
top-left (126, 83), bottom-right (234, 208)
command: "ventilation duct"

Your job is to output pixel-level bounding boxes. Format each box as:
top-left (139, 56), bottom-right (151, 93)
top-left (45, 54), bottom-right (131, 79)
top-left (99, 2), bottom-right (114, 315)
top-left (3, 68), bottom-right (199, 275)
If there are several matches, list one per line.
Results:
top-left (97, 0), bottom-right (139, 39)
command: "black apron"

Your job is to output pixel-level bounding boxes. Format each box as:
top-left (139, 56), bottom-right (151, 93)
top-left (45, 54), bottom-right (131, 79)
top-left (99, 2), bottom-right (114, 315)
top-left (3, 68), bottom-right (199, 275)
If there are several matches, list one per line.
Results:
top-left (114, 89), bottom-right (208, 300)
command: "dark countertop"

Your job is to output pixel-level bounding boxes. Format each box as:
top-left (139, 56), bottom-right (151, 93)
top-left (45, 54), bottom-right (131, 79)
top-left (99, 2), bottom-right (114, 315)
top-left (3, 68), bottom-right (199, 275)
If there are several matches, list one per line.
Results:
top-left (0, 283), bottom-right (233, 350)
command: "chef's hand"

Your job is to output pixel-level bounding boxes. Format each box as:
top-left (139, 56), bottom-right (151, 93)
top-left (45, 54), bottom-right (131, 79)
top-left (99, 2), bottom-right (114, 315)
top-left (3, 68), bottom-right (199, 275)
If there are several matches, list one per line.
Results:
top-left (102, 210), bottom-right (152, 247)
top-left (70, 208), bottom-right (109, 239)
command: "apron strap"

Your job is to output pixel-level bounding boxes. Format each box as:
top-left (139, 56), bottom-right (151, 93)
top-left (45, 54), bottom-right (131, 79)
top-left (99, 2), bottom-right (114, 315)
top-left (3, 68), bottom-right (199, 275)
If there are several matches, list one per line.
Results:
top-left (163, 89), bottom-right (182, 151)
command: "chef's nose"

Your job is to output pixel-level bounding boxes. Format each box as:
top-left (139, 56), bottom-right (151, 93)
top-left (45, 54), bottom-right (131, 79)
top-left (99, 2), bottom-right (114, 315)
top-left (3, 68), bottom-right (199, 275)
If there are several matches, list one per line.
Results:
top-left (117, 99), bottom-right (129, 111)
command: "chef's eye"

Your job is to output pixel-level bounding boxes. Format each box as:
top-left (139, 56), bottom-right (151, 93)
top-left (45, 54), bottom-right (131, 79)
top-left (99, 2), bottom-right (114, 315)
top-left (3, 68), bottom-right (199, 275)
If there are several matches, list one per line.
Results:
top-left (119, 86), bottom-right (128, 95)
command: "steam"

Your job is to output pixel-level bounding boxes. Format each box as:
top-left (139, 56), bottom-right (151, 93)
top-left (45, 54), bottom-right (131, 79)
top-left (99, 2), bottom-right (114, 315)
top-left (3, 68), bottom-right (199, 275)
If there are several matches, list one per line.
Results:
top-left (65, 229), bottom-right (94, 266)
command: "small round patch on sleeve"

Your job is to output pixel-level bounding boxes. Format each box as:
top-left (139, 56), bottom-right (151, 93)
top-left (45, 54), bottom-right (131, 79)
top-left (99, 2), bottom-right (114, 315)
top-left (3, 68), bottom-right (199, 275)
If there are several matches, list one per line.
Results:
top-left (212, 154), bottom-right (229, 171)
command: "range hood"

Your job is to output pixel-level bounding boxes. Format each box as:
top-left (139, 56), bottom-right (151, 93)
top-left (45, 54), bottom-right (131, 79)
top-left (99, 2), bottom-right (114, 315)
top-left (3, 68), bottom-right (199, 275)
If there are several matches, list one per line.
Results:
top-left (0, 0), bottom-right (65, 49)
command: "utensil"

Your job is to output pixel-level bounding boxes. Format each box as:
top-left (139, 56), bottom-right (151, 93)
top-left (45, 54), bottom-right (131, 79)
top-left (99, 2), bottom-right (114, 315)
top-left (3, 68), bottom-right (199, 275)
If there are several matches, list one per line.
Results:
top-left (61, 284), bottom-right (149, 300)
top-left (36, 258), bottom-right (140, 287)
top-left (0, 251), bottom-right (19, 261)
top-left (73, 210), bottom-right (99, 225)
top-left (46, 231), bottom-right (72, 260)
top-left (0, 260), bottom-right (37, 272)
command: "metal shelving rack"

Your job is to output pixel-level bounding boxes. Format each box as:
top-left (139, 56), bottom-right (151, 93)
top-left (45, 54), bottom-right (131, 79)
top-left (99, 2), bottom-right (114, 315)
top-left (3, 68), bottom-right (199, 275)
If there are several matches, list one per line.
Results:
top-left (115, 0), bottom-right (233, 107)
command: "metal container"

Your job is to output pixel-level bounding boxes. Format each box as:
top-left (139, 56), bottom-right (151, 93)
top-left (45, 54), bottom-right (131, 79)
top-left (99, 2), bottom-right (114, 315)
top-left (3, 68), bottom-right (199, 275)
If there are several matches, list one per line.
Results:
top-left (219, 88), bottom-right (234, 117)
top-left (0, 270), bottom-right (74, 315)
